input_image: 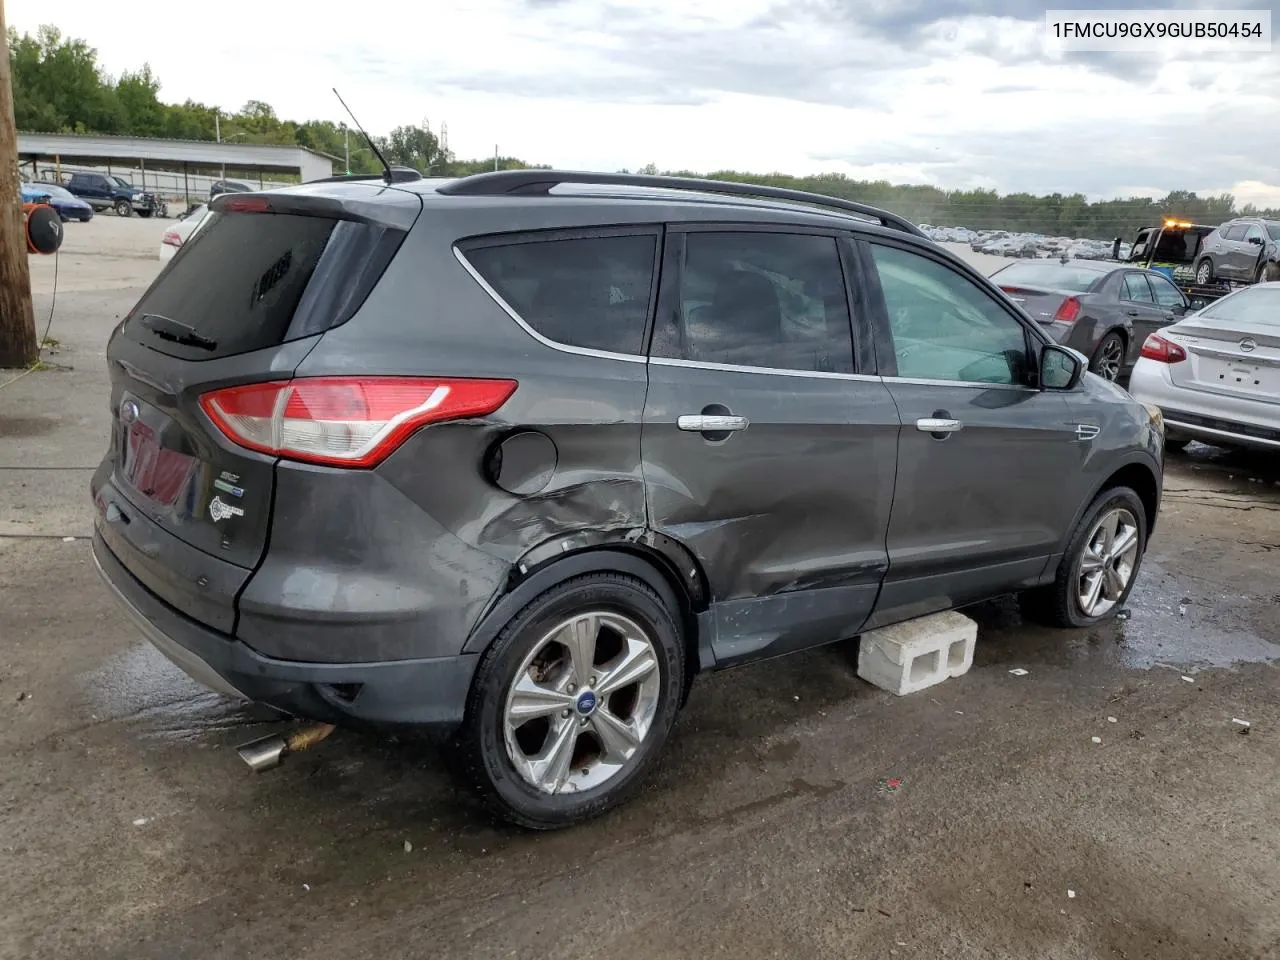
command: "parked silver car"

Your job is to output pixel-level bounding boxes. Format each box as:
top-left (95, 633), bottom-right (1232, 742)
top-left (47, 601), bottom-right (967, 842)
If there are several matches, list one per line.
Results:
top-left (1129, 282), bottom-right (1280, 451)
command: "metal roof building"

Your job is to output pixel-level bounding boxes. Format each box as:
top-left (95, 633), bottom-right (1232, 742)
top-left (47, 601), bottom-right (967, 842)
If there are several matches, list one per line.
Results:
top-left (16, 132), bottom-right (334, 184)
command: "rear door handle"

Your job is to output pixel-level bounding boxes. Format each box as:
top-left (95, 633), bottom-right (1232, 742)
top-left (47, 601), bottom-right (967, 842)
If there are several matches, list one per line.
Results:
top-left (916, 418), bottom-right (962, 433)
top-left (1124, 308), bottom-right (1140, 316)
top-left (678, 415), bottom-right (749, 432)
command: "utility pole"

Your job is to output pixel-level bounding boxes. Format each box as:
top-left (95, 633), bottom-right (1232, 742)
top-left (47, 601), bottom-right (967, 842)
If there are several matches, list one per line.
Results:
top-left (494, 144), bottom-right (499, 172)
top-left (0, 0), bottom-right (39, 368)
top-left (344, 125), bottom-right (350, 174)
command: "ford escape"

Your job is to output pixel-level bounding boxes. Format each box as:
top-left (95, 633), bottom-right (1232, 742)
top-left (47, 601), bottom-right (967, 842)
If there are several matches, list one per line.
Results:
top-left (92, 170), bottom-right (1165, 829)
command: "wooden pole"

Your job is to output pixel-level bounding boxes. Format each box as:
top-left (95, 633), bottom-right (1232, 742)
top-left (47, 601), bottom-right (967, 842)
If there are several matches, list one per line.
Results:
top-left (0, 0), bottom-right (39, 369)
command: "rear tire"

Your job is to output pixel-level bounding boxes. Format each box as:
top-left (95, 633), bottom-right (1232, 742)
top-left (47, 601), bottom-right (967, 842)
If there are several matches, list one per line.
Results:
top-left (1195, 258), bottom-right (1213, 285)
top-left (1021, 486), bottom-right (1148, 629)
top-left (1089, 332), bottom-right (1126, 382)
top-left (455, 572), bottom-right (686, 830)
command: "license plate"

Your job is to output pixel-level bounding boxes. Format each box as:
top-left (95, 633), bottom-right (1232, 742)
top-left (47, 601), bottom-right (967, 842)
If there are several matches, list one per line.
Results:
top-left (122, 420), bottom-right (198, 506)
top-left (1199, 358), bottom-right (1276, 394)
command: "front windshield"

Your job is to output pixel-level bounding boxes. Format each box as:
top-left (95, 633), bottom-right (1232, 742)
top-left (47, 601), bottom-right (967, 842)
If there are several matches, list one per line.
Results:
top-left (995, 262), bottom-right (1102, 293)
top-left (1199, 286), bottom-right (1280, 326)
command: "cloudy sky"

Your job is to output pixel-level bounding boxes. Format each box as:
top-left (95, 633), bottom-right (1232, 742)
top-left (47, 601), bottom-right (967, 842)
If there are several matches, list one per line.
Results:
top-left (8, 0), bottom-right (1280, 203)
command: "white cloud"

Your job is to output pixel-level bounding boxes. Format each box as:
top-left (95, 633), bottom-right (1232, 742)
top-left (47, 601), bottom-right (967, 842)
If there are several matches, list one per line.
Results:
top-left (7, 0), bottom-right (1280, 202)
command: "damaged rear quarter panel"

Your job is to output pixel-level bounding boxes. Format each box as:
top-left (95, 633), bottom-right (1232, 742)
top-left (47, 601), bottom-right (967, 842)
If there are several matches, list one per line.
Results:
top-left (376, 350), bottom-right (650, 564)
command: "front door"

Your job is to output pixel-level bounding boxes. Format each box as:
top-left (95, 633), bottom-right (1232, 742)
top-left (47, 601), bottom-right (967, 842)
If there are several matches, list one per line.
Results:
top-left (642, 227), bottom-right (899, 666)
top-left (856, 238), bottom-right (1089, 628)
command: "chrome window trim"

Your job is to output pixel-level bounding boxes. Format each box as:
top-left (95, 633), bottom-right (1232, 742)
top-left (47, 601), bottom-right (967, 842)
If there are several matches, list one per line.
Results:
top-left (452, 245), bottom-right (647, 364)
top-left (882, 376), bottom-right (1039, 392)
top-left (648, 356), bottom-right (879, 382)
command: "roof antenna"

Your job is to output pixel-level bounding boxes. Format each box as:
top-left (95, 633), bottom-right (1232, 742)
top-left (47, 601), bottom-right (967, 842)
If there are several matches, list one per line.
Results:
top-left (332, 88), bottom-right (393, 184)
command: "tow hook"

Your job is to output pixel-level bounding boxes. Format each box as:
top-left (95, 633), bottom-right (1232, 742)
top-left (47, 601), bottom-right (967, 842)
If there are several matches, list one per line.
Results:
top-left (235, 722), bottom-right (336, 772)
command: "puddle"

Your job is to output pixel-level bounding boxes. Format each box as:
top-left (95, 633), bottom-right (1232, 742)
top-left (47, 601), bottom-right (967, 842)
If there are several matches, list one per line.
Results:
top-left (972, 558), bottom-right (1280, 673)
top-left (79, 643), bottom-right (279, 741)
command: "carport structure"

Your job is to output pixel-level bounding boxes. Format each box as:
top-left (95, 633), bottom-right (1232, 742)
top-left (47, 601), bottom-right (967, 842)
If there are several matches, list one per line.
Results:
top-left (16, 132), bottom-right (335, 203)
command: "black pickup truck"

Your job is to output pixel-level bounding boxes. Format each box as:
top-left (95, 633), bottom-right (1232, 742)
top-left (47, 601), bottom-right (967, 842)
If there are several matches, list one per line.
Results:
top-left (63, 172), bottom-right (166, 218)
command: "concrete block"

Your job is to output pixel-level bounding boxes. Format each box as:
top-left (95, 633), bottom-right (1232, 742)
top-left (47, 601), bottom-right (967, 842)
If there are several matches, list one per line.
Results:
top-left (856, 610), bottom-right (978, 696)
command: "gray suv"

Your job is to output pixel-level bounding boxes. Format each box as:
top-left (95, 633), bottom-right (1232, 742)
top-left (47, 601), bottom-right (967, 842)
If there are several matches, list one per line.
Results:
top-left (1195, 217), bottom-right (1280, 284)
top-left (91, 171), bottom-right (1165, 829)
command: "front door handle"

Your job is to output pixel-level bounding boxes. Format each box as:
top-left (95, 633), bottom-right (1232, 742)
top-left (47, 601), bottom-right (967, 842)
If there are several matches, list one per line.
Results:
top-left (916, 417), bottom-right (962, 434)
top-left (678, 415), bottom-right (749, 433)
top-left (1124, 308), bottom-right (1140, 316)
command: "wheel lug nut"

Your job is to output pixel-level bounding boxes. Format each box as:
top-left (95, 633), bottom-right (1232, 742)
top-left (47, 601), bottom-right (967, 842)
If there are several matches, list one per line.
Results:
top-left (567, 683), bottom-right (576, 693)
top-left (588, 677), bottom-right (597, 686)
top-left (561, 710), bottom-right (570, 718)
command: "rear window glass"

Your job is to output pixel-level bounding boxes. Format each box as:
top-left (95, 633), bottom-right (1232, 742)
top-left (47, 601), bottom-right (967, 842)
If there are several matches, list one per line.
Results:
top-left (463, 234), bottom-right (658, 355)
top-left (124, 212), bottom-right (403, 360)
top-left (994, 262), bottom-right (1102, 293)
top-left (1200, 287), bottom-right (1280, 326)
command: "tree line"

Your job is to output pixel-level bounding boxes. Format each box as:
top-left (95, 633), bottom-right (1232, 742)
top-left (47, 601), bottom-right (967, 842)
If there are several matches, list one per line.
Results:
top-left (10, 25), bottom-right (1279, 239)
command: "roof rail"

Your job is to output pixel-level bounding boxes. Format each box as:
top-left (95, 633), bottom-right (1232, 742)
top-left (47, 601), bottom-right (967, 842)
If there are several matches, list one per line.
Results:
top-left (435, 170), bottom-right (926, 238)
top-left (311, 166), bottom-right (423, 185)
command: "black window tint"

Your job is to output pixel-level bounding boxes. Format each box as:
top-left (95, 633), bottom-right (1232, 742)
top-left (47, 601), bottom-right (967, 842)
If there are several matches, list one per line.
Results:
top-left (1149, 274), bottom-right (1185, 308)
top-left (465, 234), bottom-right (657, 355)
top-left (652, 232), bottom-right (854, 374)
top-left (1123, 274), bottom-right (1154, 302)
top-left (870, 243), bottom-right (1028, 385)
top-left (123, 212), bottom-right (404, 361)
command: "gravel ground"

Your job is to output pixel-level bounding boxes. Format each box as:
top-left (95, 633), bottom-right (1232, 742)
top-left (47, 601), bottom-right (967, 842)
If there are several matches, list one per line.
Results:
top-left (2, 218), bottom-right (1278, 960)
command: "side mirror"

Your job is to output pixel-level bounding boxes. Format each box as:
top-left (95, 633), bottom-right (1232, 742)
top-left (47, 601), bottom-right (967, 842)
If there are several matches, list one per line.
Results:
top-left (1040, 344), bottom-right (1085, 390)
top-left (1171, 302), bottom-right (1188, 316)
top-left (1248, 236), bottom-right (1264, 245)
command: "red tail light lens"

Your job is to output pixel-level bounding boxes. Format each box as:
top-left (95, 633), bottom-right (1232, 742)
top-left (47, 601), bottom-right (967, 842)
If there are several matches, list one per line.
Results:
top-left (1053, 296), bottom-right (1082, 323)
top-left (1139, 333), bottom-right (1187, 364)
top-left (200, 377), bottom-right (517, 468)
top-left (162, 230), bottom-right (181, 247)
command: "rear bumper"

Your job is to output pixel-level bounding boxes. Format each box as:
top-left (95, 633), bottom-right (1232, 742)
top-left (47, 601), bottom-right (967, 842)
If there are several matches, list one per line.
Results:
top-left (1130, 361), bottom-right (1280, 450)
top-left (92, 531), bottom-right (477, 735)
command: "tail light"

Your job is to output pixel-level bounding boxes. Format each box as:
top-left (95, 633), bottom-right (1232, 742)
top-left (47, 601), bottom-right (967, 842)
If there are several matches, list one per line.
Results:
top-left (220, 195), bottom-right (272, 213)
top-left (162, 229), bottom-right (181, 247)
top-left (1139, 333), bottom-right (1187, 364)
top-left (199, 376), bottom-right (517, 468)
top-left (1053, 297), bottom-right (1082, 323)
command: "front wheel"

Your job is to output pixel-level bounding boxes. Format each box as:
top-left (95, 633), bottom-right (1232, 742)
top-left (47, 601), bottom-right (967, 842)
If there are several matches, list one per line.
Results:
top-left (455, 572), bottom-right (686, 829)
top-left (1022, 486), bottom-right (1148, 629)
top-left (1089, 332), bottom-right (1126, 382)
top-left (114, 199), bottom-right (132, 217)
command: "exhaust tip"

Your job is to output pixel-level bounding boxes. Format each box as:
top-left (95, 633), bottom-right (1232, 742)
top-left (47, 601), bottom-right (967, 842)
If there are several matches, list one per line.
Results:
top-left (236, 735), bottom-right (287, 772)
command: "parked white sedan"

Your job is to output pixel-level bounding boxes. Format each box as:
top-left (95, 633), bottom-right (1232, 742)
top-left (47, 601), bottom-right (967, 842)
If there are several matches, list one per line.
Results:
top-left (158, 203), bottom-right (212, 261)
top-left (1129, 282), bottom-right (1280, 451)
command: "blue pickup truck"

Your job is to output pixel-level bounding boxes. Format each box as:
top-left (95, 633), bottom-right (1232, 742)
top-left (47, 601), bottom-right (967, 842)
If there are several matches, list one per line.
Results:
top-left (63, 172), bottom-right (166, 218)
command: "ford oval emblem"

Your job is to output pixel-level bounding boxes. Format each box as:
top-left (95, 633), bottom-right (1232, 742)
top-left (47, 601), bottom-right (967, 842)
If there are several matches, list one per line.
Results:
top-left (120, 399), bottom-right (140, 425)
top-left (1239, 337), bottom-right (1257, 353)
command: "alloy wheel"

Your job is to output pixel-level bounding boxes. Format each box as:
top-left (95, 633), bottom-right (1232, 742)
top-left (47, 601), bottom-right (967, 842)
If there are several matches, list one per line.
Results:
top-left (1093, 337), bottom-right (1124, 381)
top-left (1077, 507), bottom-right (1141, 618)
top-left (503, 611), bottom-right (662, 795)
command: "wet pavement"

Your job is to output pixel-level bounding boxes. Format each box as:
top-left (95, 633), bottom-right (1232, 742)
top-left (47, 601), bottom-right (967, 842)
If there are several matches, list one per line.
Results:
top-left (2, 252), bottom-right (1279, 960)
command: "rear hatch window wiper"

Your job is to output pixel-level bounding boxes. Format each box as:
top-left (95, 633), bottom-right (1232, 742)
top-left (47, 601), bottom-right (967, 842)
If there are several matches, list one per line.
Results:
top-left (139, 314), bottom-right (218, 351)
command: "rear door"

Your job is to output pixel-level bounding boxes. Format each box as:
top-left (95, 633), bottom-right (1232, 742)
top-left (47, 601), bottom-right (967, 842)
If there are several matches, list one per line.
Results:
top-left (858, 237), bottom-right (1086, 627)
top-left (93, 188), bottom-right (418, 631)
top-left (1119, 272), bottom-right (1168, 366)
top-left (641, 226), bottom-right (898, 665)
top-left (1221, 225), bottom-right (1250, 279)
